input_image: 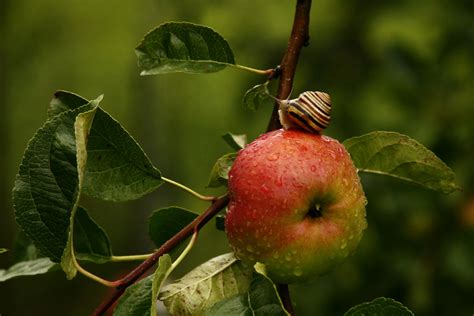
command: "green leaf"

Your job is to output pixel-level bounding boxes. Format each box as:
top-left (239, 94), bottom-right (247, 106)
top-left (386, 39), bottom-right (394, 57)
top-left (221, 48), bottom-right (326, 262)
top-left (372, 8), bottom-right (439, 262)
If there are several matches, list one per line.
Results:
top-left (83, 107), bottom-right (163, 201)
top-left (149, 207), bottom-right (198, 249)
top-left (343, 131), bottom-right (461, 194)
top-left (222, 132), bottom-right (247, 151)
top-left (61, 104), bottom-right (99, 279)
top-left (151, 254), bottom-right (173, 316)
top-left (114, 275), bottom-right (153, 316)
top-left (47, 91), bottom-right (164, 201)
top-left (207, 153), bottom-right (237, 188)
top-left (0, 248), bottom-right (7, 254)
top-left (215, 215), bottom-right (225, 231)
top-left (13, 101), bottom-right (97, 262)
top-left (136, 22), bottom-right (235, 75)
top-left (48, 90), bottom-right (89, 118)
top-left (344, 297), bottom-right (414, 316)
top-left (74, 207), bottom-right (113, 263)
top-left (159, 253), bottom-right (253, 316)
top-left (205, 273), bottom-right (289, 316)
top-left (242, 82), bottom-right (270, 111)
top-left (0, 258), bottom-right (56, 282)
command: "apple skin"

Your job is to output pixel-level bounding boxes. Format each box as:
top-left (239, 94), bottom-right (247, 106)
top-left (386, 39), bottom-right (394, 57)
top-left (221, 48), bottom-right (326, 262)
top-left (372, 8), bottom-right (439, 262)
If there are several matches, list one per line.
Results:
top-left (225, 128), bottom-right (367, 284)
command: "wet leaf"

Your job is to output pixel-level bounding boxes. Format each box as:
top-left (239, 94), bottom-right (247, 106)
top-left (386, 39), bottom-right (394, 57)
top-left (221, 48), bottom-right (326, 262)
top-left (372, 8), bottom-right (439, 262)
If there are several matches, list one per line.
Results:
top-left (159, 253), bottom-right (253, 316)
top-left (136, 22), bottom-right (235, 75)
top-left (343, 131), bottom-right (461, 194)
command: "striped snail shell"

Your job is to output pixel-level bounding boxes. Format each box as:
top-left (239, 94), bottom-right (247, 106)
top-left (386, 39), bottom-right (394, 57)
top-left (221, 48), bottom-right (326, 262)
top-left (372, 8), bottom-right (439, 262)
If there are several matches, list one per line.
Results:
top-left (277, 91), bottom-right (332, 134)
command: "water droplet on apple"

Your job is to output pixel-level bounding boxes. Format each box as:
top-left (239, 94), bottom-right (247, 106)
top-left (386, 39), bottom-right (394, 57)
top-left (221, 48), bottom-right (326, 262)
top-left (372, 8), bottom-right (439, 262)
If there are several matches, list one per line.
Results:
top-left (275, 176), bottom-right (283, 187)
top-left (261, 183), bottom-right (270, 193)
top-left (293, 267), bottom-right (303, 276)
top-left (348, 234), bottom-right (354, 240)
top-left (291, 249), bottom-right (297, 255)
top-left (246, 245), bottom-right (255, 253)
top-left (285, 254), bottom-right (292, 261)
top-left (266, 152), bottom-right (280, 161)
top-left (310, 165), bottom-right (316, 172)
top-left (273, 253), bottom-right (280, 259)
top-left (340, 241), bottom-right (347, 250)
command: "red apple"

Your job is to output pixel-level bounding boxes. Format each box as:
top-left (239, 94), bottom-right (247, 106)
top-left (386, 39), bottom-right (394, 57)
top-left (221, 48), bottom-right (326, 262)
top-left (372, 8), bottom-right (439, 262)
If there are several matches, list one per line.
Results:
top-left (225, 129), bottom-right (367, 283)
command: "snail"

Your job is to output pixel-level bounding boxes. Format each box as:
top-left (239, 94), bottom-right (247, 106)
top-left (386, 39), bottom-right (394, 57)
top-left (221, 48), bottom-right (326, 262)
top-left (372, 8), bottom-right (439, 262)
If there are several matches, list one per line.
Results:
top-left (273, 91), bottom-right (332, 134)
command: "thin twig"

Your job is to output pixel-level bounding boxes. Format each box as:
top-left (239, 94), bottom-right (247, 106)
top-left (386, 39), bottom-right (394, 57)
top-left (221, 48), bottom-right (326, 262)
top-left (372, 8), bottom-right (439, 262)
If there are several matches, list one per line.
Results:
top-left (266, 0), bottom-right (312, 132)
top-left (92, 195), bottom-right (229, 315)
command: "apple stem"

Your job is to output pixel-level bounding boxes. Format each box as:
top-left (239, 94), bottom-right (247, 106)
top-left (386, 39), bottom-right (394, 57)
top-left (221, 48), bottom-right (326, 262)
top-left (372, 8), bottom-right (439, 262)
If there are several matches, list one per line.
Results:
top-left (278, 283), bottom-right (296, 315)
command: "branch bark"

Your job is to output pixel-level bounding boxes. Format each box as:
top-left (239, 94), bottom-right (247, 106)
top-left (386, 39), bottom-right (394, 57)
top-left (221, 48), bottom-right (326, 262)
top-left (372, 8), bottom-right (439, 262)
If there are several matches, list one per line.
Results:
top-left (92, 195), bottom-right (229, 315)
top-left (268, 1), bottom-right (313, 314)
top-left (266, 0), bottom-right (312, 132)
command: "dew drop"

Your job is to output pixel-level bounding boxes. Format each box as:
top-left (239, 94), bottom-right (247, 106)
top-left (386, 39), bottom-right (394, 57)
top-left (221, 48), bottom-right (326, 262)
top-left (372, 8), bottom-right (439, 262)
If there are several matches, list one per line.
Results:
top-left (348, 234), bottom-right (354, 240)
top-left (273, 253), bottom-right (280, 259)
top-left (310, 165), bottom-right (316, 172)
top-left (266, 152), bottom-right (280, 161)
top-left (285, 254), bottom-right (292, 262)
top-left (246, 244), bottom-right (255, 253)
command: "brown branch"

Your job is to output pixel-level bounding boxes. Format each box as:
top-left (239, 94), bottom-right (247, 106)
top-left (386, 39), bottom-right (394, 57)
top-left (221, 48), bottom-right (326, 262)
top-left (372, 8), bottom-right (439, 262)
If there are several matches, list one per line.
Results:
top-left (92, 194), bottom-right (229, 315)
top-left (266, 0), bottom-right (312, 132)
top-left (268, 0), bottom-right (313, 314)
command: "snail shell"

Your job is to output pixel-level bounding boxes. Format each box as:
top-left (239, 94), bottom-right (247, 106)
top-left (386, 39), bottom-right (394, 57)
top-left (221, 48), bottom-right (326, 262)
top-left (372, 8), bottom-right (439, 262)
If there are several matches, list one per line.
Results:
top-left (277, 91), bottom-right (332, 134)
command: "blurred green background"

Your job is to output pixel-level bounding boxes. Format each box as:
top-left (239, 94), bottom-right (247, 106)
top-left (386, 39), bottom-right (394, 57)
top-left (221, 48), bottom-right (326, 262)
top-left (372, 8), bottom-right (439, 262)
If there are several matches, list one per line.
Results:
top-left (1, 0), bottom-right (473, 315)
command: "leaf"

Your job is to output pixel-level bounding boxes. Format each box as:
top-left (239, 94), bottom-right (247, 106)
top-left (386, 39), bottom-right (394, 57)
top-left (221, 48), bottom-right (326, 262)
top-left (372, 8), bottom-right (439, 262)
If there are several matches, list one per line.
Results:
top-left (114, 275), bottom-right (153, 316)
top-left (343, 131), bottom-right (461, 194)
top-left (48, 90), bottom-right (89, 118)
top-left (47, 91), bottom-right (164, 201)
top-left (0, 248), bottom-right (7, 254)
top-left (344, 297), bottom-right (414, 316)
top-left (151, 254), bottom-right (173, 316)
top-left (83, 107), bottom-right (163, 201)
top-left (136, 22), bottom-right (235, 75)
top-left (0, 258), bottom-right (56, 282)
top-left (149, 207), bottom-right (198, 249)
top-left (13, 101), bottom-right (97, 262)
top-left (242, 82), bottom-right (270, 111)
top-left (222, 132), bottom-right (247, 151)
top-left (215, 215), bottom-right (225, 232)
top-left (74, 207), bottom-right (113, 263)
top-left (61, 104), bottom-right (99, 279)
top-left (205, 273), bottom-right (289, 316)
top-left (159, 253), bottom-right (253, 316)
top-left (207, 153), bottom-right (237, 188)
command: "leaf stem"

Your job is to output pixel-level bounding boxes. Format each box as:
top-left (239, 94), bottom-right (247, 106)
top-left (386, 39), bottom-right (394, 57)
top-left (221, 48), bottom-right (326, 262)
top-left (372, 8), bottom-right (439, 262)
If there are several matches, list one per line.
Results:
top-left (73, 256), bottom-right (117, 287)
top-left (162, 176), bottom-right (216, 201)
top-left (233, 64), bottom-right (274, 75)
top-left (109, 254), bottom-right (153, 262)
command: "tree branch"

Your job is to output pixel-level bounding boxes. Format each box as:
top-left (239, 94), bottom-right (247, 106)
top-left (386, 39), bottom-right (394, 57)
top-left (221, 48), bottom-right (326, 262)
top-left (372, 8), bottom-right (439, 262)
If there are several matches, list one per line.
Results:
top-left (266, 0), bottom-right (312, 132)
top-left (92, 195), bottom-right (229, 315)
top-left (268, 1), bottom-right (313, 314)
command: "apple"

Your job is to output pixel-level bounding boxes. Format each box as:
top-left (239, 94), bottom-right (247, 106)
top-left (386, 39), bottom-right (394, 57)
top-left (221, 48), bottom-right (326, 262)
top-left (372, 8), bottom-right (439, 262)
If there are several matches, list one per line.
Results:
top-left (225, 128), bottom-right (367, 284)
